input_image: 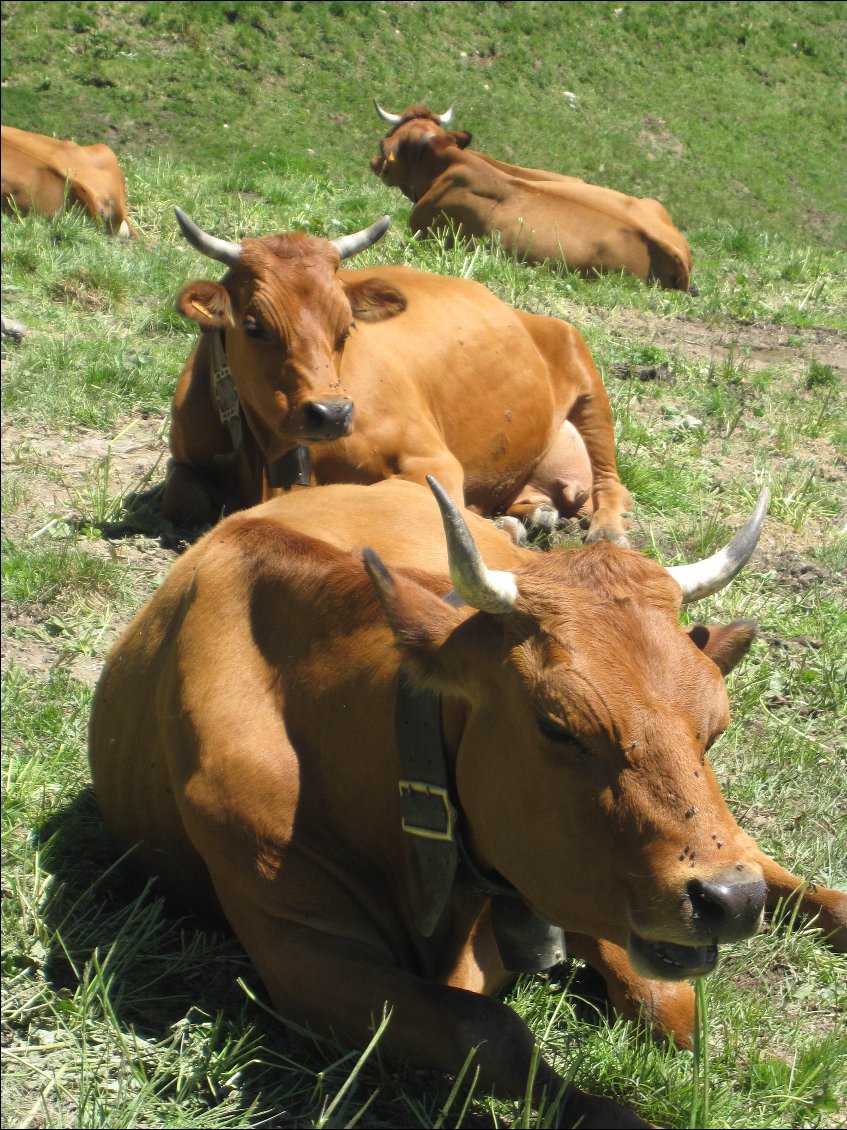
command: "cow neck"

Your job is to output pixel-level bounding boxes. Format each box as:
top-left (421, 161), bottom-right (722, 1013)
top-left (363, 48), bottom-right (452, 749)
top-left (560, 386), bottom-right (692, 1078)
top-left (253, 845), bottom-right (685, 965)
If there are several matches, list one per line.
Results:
top-left (395, 668), bottom-right (566, 973)
top-left (405, 133), bottom-right (436, 204)
top-left (210, 329), bottom-right (312, 489)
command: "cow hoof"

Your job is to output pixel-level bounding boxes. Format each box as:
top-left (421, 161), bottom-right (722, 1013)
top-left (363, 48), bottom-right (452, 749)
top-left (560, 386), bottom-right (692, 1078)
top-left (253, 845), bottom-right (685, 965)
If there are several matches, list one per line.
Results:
top-left (1, 315), bottom-right (28, 342)
top-left (494, 516), bottom-right (528, 545)
top-left (526, 503), bottom-right (559, 533)
top-left (585, 526), bottom-right (630, 549)
top-left (559, 1089), bottom-right (653, 1129)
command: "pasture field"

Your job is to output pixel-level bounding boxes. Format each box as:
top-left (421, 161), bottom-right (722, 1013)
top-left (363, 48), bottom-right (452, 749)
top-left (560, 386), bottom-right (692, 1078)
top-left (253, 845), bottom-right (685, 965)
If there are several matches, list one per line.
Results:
top-left (2, 2), bottom-right (846, 1127)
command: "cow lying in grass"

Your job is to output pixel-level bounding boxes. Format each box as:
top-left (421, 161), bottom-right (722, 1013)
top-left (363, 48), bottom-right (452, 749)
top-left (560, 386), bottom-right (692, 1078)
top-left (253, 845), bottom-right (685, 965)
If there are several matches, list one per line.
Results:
top-left (163, 209), bottom-right (624, 542)
top-left (370, 102), bottom-right (693, 291)
top-left (90, 478), bottom-right (846, 1128)
top-left (1, 125), bottom-right (133, 237)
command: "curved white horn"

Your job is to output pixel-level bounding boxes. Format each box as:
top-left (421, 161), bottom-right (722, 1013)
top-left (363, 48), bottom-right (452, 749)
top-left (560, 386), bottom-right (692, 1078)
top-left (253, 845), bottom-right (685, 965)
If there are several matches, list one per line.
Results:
top-left (435, 105), bottom-right (455, 126)
top-left (373, 99), bottom-right (403, 124)
top-left (331, 215), bottom-right (391, 261)
top-left (175, 207), bottom-right (242, 268)
top-left (427, 477), bottom-right (518, 614)
top-left (666, 488), bottom-right (769, 604)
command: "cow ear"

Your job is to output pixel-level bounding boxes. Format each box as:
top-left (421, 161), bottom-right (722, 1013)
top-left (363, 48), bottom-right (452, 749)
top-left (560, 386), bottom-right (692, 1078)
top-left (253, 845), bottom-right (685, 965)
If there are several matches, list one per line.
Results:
top-left (345, 278), bottom-right (408, 323)
top-left (176, 280), bottom-right (233, 329)
top-left (688, 621), bottom-right (757, 675)
top-left (451, 130), bottom-right (472, 149)
top-left (363, 549), bottom-right (464, 672)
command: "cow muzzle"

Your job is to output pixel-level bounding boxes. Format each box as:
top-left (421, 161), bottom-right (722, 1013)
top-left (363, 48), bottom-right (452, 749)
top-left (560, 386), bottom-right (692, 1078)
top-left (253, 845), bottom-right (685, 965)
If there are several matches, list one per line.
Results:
top-left (628, 868), bottom-right (767, 981)
top-left (302, 398), bottom-right (355, 441)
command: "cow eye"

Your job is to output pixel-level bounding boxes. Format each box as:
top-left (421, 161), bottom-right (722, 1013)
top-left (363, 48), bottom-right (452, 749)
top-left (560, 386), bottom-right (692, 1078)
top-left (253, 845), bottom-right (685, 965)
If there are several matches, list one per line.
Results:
top-left (537, 715), bottom-right (584, 751)
top-left (243, 315), bottom-right (267, 341)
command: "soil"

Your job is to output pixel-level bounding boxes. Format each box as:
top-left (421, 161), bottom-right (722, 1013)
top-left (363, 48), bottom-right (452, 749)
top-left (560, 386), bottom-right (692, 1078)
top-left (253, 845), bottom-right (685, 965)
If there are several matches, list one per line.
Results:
top-left (604, 308), bottom-right (847, 377)
top-left (2, 413), bottom-right (174, 686)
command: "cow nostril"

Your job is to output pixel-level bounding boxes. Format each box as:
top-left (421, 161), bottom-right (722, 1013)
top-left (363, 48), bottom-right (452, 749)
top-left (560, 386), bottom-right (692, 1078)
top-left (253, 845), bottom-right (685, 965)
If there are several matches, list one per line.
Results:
top-left (304, 400), bottom-right (354, 435)
top-left (687, 874), bottom-right (767, 941)
top-left (304, 402), bottom-right (331, 428)
top-left (687, 878), bottom-right (726, 931)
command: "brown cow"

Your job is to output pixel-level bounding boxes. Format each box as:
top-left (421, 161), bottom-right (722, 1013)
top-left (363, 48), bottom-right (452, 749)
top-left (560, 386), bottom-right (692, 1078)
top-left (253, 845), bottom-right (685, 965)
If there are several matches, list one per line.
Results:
top-left (1, 125), bottom-right (132, 237)
top-left (370, 103), bottom-right (693, 291)
top-left (89, 478), bottom-right (846, 1128)
top-left (163, 208), bottom-right (627, 542)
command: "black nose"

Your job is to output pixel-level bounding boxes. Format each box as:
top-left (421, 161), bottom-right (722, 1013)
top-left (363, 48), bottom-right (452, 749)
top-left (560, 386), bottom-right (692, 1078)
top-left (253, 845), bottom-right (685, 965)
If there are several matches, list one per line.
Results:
top-left (303, 399), bottom-right (354, 438)
top-left (687, 870), bottom-right (767, 942)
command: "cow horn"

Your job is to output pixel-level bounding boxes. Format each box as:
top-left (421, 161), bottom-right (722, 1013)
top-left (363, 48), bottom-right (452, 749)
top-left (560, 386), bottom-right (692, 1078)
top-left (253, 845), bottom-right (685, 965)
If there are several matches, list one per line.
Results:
top-left (435, 105), bottom-right (455, 126)
top-left (331, 215), bottom-right (391, 261)
top-left (427, 477), bottom-right (518, 614)
top-left (174, 207), bottom-right (242, 267)
top-left (666, 488), bottom-right (770, 604)
top-left (373, 100), bottom-right (403, 124)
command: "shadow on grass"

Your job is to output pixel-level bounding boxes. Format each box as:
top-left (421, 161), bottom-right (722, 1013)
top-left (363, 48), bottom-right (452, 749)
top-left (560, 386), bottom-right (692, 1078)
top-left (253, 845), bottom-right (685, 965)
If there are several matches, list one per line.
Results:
top-left (32, 787), bottom-right (470, 1127)
top-left (78, 480), bottom-right (211, 551)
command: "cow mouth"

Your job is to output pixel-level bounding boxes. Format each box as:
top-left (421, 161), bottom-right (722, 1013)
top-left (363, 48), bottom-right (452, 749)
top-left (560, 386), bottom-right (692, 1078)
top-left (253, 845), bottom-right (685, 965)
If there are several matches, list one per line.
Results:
top-left (628, 932), bottom-right (718, 981)
top-left (301, 420), bottom-right (354, 443)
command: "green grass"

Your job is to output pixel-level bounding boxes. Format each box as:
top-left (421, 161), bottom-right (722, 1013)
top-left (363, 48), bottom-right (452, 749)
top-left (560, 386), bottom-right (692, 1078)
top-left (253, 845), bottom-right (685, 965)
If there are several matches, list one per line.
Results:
top-left (2, 2), bottom-right (846, 1127)
top-left (3, 1), bottom-right (847, 242)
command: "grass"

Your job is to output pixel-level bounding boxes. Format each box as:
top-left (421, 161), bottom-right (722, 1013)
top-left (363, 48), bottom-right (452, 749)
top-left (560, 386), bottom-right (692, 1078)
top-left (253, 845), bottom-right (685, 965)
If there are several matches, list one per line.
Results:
top-left (2, 1), bottom-right (846, 1127)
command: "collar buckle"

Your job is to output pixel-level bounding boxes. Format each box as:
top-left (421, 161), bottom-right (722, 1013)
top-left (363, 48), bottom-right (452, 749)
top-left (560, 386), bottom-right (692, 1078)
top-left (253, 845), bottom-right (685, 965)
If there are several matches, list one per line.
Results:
top-left (399, 780), bottom-right (455, 842)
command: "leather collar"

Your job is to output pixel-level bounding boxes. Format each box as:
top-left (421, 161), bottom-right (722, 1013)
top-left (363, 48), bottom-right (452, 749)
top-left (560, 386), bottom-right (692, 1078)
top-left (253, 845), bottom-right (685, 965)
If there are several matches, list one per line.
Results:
top-left (210, 329), bottom-right (312, 489)
top-left (395, 669), bottom-right (566, 971)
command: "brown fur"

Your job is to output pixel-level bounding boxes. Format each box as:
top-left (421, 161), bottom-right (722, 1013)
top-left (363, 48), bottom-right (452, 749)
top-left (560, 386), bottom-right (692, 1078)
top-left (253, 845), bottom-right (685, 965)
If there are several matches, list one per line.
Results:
top-left (2, 125), bottom-right (133, 236)
top-left (371, 107), bottom-right (691, 289)
top-left (90, 480), bottom-right (846, 1126)
top-left (164, 232), bottom-right (625, 541)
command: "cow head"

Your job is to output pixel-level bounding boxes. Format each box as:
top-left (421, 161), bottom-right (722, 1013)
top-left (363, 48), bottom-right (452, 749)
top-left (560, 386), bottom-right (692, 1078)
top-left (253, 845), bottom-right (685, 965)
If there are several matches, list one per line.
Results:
top-left (365, 480), bottom-right (770, 981)
top-left (174, 209), bottom-right (407, 458)
top-left (370, 102), bottom-right (472, 194)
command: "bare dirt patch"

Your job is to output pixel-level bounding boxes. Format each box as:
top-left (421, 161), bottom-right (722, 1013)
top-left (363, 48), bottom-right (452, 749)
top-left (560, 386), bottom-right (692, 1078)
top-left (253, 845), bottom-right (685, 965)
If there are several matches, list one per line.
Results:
top-left (638, 115), bottom-right (686, 160)
top-left (2, 415), bottom-right (175, 686)
top-left (605, 309), bottom-right (847, 377)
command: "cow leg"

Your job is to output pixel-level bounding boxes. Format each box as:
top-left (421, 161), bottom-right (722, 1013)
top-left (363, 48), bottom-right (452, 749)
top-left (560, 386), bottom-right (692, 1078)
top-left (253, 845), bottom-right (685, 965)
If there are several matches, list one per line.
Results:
top-left (212, 892), bottom-right (648, 1128)
top-left (565, 934), bottom-right (695, 1050)
top-left (752, 850), bottom-right (847, 950)
top-left (505, 421), bottom-right (595, 533)
top-left (161, 459), bottom-right (225, 529)
top-left (514, 313), bottom-right (631, 546)
top-left (395, 450), bottom-right (467, 508)
top-left (162, 443), bottom-right (264, 530)
top-left (568, 376), bottom-right (632, 547)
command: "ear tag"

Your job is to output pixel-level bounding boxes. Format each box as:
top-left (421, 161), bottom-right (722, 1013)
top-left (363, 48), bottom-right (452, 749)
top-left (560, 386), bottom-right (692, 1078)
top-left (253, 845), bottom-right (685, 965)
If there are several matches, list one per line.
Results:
top-left (387, 151), bottom-right (396, 164)
top-left (191, 299), bottom-right (215, 319)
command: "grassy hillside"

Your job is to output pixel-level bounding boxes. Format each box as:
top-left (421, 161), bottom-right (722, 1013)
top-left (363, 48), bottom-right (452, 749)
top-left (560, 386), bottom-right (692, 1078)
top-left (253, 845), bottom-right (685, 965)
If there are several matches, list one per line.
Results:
top-left (2, 2), bottom-right (846, 1129)
top-left (2, 0), bottom-right (847, 242)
